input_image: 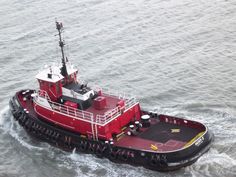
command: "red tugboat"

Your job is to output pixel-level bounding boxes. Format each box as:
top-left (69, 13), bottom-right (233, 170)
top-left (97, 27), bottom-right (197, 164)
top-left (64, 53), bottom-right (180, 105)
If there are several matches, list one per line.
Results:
top-left (9, 22), bottom-right (213, 171)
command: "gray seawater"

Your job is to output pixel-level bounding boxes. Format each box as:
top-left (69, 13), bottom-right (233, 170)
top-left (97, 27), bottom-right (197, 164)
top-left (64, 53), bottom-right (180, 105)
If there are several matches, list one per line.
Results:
top-left (0, 0), bottom-right (236, 176)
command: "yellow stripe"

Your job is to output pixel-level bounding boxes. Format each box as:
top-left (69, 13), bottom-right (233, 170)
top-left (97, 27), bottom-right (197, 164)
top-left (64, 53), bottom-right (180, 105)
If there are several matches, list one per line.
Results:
top-left (184, 131), bottom-right (205, 148)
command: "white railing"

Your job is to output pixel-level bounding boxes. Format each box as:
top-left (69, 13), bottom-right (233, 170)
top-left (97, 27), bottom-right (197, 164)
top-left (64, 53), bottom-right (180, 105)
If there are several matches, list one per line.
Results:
top-left (95, 97), bottom-right (137, 124)
top-left (49, 100), bottom-right (93, 121)
top-left (125, 97), bottom-right (137, 109)
top-left (96, 106), bottom-right (122, 124)
top-left (35, 89), bottom-right (138, 126)
top-left (92, 86), bottom-right (134, 100)
top-left (36, 90), bottom-right (93, 122)
top-left (38, 90), bottom-right (51, 101)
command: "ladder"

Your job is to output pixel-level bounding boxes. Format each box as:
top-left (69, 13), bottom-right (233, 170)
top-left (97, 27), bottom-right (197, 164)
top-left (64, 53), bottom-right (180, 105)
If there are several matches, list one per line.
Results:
top-left (91, 116), bottom-right (98, 141)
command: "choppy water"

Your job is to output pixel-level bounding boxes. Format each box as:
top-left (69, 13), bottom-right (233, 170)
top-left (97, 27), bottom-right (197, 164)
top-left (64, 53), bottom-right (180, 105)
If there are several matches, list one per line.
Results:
top-left (0, 0), bottom-right (236, 176)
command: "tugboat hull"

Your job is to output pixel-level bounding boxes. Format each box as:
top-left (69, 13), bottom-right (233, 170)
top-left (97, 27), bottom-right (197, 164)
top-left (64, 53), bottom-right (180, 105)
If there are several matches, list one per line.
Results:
top-left (9, 91), bottom-right (213, 171)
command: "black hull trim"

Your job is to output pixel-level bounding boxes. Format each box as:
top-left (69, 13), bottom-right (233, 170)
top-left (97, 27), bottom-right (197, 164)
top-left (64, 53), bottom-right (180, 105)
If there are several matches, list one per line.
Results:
top-left (9, 95), bottom-right (214, 172)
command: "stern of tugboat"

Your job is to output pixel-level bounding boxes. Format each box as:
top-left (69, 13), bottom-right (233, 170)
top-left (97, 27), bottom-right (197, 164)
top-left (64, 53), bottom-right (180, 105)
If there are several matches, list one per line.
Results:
top-left (112, 113), bottom-right (214, 171)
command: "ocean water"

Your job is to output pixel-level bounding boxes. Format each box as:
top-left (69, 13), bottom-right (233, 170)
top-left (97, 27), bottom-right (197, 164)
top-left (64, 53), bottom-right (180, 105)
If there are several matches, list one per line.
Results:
top-left (0, 0), bottom-right (236, 176)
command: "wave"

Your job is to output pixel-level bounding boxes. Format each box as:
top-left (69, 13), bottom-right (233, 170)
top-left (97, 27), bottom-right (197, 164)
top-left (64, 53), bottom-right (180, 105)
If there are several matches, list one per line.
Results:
top-left (0, 106), bottom-right (47, 151)
top-left (188, 148), bottom-right (236, 177)
top-left (0, 106), bottom-right (10, 126)
top-left (67, 150), bottom-right (168, 177)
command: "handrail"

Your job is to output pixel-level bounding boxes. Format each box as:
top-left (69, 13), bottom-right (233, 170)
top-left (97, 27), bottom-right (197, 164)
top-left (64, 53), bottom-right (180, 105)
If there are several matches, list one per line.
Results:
top-left (49, 100), bottom-right (93, 121)
top-left (36, 90), bottom-right (93, 121)
top-left (35, 89), bottom-right (138, 125)
top-left (38, 90), bottom-right (51, 101)
top-left (92, 86), bottom-right (134, 100)
top-left (95, 97), bottom-right (137, 125)
top-left (125, 97), bottom-right (136, 109)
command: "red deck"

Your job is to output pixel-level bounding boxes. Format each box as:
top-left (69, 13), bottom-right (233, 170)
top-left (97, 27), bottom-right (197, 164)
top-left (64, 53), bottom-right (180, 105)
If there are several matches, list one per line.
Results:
top-left (114, 117), bottom-right (205, 152)
top-left (115, 136), bottom-right (186, 152)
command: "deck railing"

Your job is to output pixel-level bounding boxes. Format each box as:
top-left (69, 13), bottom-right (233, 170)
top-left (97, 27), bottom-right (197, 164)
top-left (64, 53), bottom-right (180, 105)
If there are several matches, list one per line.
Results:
top-left (50, 100), bottom-right (93, 121)
top-left (92, 86), bottom-right (134, 100)
top-left (125, 97), bottom-right (137, 109)
top-left (96, 106), bottom-right (121, 124)
top-left (35, 89), bottom-right (138, 125)
top-left (95, 97), bottom-right (137, 124)
top-left (36, 90), bottom-right (93, 121)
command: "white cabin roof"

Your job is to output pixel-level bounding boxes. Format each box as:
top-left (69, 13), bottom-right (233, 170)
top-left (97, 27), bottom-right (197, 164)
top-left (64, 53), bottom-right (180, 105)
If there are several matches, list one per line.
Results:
top-left (36, 63), bottom-right (77, 83)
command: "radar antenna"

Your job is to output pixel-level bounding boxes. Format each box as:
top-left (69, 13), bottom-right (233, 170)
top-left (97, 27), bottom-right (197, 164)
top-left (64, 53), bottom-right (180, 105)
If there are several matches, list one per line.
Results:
top-left (56, 21), bottom-right (68, 77)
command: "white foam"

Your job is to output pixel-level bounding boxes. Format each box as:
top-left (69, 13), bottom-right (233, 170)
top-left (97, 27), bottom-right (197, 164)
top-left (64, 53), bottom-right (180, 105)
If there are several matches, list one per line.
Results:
top-left (198, 149), bottom-right (236, 168)
top-left (0, 106), bottom-right (45, 151)
top-left (188, 148), bottom-right (236, 177)
top-left (9, 126), bottom-right (45, 151)
top-left (66, 150), bottom-right (159, 177)
top-left (0, 106), bottom-right (10, 126)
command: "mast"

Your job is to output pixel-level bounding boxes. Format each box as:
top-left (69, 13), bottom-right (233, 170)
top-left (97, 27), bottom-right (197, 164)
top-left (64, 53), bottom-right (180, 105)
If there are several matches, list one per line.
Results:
top-left (56, 21), bottom-right (68, 77)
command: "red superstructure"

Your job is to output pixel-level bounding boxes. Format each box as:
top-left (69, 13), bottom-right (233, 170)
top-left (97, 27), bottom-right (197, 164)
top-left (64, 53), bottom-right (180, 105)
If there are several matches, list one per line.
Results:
top-left (33, 22), bottom-right (141, 140)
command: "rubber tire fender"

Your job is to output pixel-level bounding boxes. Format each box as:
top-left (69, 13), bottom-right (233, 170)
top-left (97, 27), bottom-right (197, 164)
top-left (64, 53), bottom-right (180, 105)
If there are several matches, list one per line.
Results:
top-left (109, 148), bottom-right (119, 161)
top-left (79, 140), bottom-right (88, 152)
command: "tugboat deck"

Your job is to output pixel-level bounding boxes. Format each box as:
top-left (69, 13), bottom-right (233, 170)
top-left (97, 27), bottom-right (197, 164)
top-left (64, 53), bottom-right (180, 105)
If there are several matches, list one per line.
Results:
top-left (114, 118), bottom-right (204, 152)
